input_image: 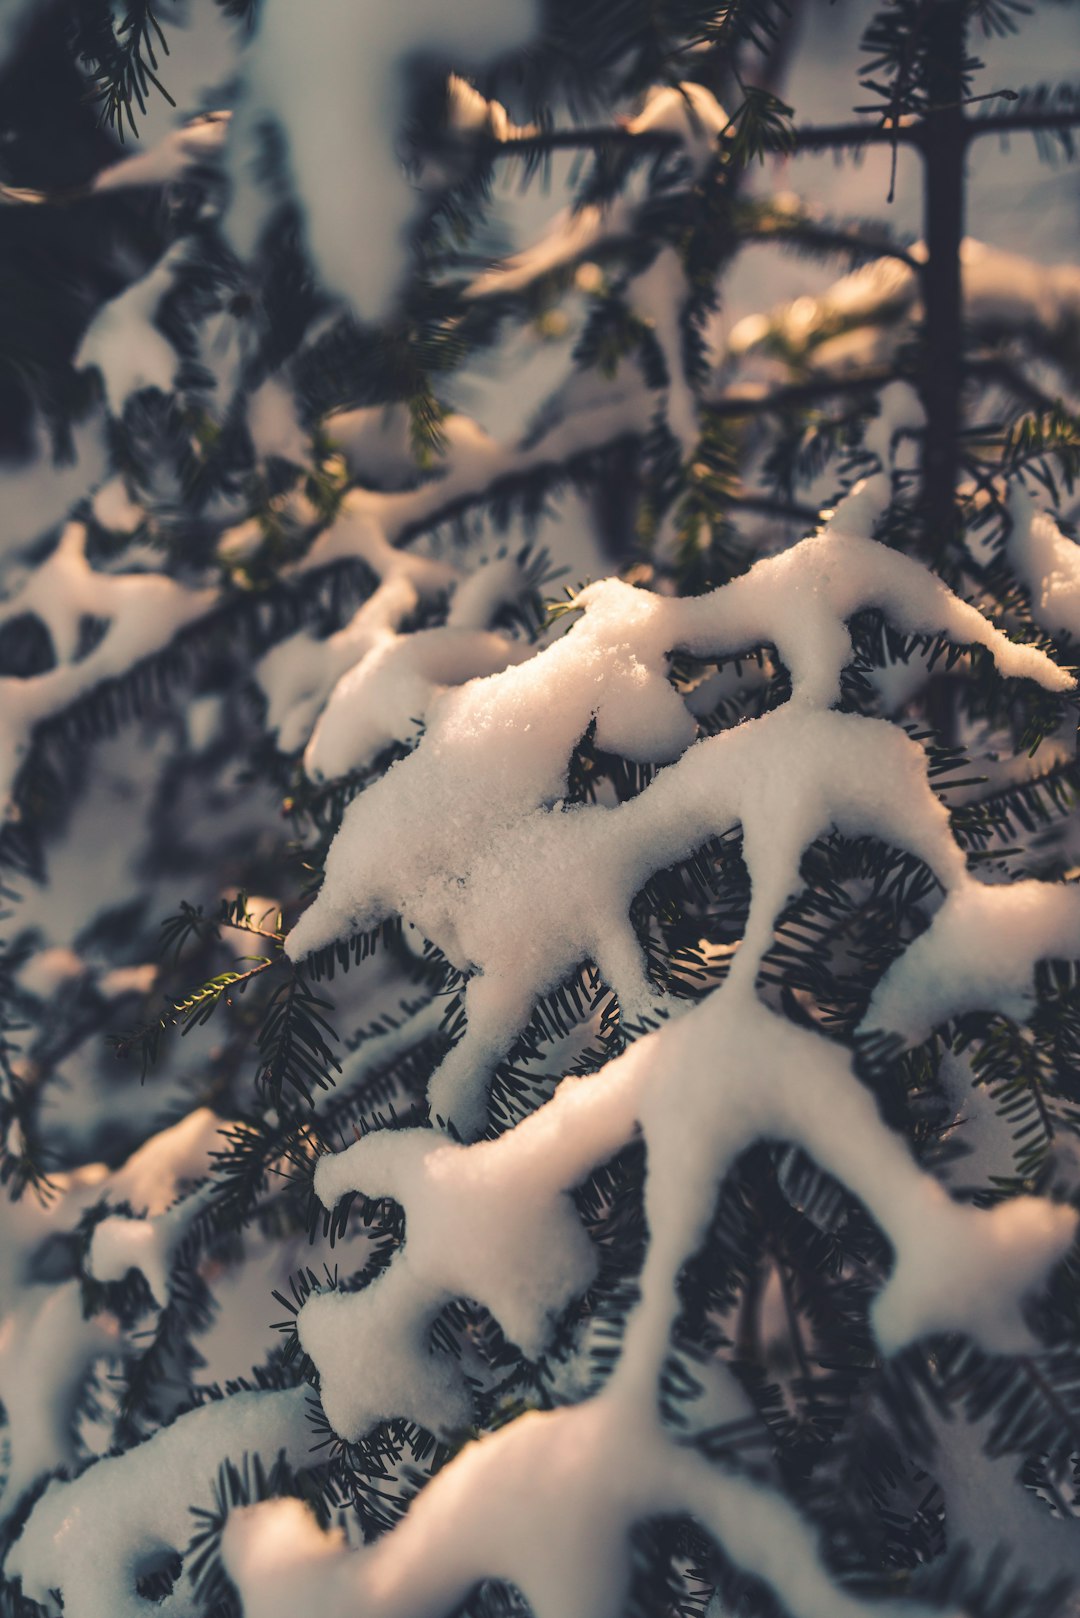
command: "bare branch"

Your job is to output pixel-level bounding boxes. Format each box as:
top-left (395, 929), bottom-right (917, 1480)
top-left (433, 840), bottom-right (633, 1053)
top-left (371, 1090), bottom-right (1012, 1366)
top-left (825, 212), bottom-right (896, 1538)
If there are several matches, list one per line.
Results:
top-left (485, 117), bottom-right (922, 164)
top-left (787, 119), bottom-right (922, 154)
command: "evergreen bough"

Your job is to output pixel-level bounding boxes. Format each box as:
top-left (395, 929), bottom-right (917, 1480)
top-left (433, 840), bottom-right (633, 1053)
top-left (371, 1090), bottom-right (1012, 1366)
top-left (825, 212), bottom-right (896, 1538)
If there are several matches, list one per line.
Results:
top-left (0, 2), bottom-right (1079, 1616)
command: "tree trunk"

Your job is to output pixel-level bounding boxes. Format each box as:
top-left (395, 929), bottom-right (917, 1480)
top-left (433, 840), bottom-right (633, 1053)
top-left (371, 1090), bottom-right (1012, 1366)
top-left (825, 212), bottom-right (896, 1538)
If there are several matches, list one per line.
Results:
top-left (919, 0), bottom-right (967, 555)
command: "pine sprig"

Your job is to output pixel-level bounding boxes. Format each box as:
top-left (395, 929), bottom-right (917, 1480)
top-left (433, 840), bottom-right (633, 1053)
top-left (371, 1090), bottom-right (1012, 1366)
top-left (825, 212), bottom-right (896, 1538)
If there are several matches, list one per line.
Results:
top-left (254, 972), bottom-right (342, 1107)
top-left (725, 84), bottom-right (796, 165)
top-left (75, 2), bottom-right (176, 140)
top-left (1000, 405), bottom-right (1080, 503)
top-left (108, 957), bottom-right (273, 1078)
top-left (109, 891), bottom-right (341, 1106)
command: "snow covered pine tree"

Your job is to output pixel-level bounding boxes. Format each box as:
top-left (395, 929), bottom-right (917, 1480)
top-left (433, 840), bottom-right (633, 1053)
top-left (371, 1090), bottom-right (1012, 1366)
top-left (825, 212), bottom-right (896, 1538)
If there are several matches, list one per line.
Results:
top-left (1, 0), bottom-right (1080, 1614)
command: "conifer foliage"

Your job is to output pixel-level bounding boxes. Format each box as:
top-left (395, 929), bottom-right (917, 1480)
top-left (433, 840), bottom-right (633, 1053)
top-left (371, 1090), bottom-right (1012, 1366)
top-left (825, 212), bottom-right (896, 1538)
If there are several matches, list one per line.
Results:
top-left (1, 1), bottom-right (1080, 1616)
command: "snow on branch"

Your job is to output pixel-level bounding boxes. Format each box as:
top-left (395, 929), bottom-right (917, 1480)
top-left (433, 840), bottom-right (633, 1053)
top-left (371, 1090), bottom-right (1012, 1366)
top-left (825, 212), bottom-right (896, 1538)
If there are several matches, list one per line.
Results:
top-left (0, 374), bottom-right (656, 819)
top-left (224, 0), bottom-right (540, 321)
top-left (221, 1393), bottom-right (925, 1618)
top-left (0, 1109), bottom-right (224, 1522)
top-left (0, 523), bottom-right (212, 811)
top-left (727, 238), bottom-right (1080, 386)
top-left (10, 466), bottom-right (1080, 1618)
top-left (9, 1387), bottom-right (313, 1618)
top-left (265, 477), bottom-right (1074, 1615)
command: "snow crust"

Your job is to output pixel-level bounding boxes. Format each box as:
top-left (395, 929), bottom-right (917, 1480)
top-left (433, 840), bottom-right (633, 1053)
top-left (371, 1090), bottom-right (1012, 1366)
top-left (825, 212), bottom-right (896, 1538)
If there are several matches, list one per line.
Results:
top-left (92, 112), bottom-right (230, 194)
top-left (9, 1387), bottom-right (313, 1618)
top-left (75, 244), bottom-right (187, 417)
top-left (223, 1393), bottom-right (926, 1618)
top-left (3, 74), bottom-right (1078, 1607)
top-left (926, 1404), bottom-right (1080, 1591)
top-left (867, 879), bottom-right (1080, 1042)
top-left (729, 237), bottom-right (1080, 383)
top-left (626, 82), bottom-right (728, 172)
top-left (256, 393), bottom-right (656, 778)
top-left (258, 427), bottom-right (1068, 792)
top-left (87, 1160), bottom-right (219, 1309)
top-left (630, 248), bottom-right (699, 457)
top-left (90, 476), bottom-right (145, 535)
top-left (286, 476), bottom-right (1071, 1137)
top-left (466, 82), bottom-right (727, 302)
top-left (466, 198), bottom-right (635, 299)
top-left (247, 377), bottom-right (310, 466)
top-left (8, 448), bottom-right (1080, 1618)
top-left (227, 0), bottom-right (538, 318)
top-left (0, 366), bottom-right (650, 820)
top-left (1005, 484), bottom-right (1080, 641)
top-left (103, 476), bottom-right (1062, 1618)
top-left (0, 523), bottom-right (213, 813)
top-left (1, 1104), bottom-right (320, 1618)
top-left (0, 1111), bottom-right (223, 1520)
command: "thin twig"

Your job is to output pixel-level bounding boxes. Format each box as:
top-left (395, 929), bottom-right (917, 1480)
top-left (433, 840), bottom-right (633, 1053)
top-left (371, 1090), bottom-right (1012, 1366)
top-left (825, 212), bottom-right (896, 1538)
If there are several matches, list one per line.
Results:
top-left (739, 218), bottom-right (922, 271)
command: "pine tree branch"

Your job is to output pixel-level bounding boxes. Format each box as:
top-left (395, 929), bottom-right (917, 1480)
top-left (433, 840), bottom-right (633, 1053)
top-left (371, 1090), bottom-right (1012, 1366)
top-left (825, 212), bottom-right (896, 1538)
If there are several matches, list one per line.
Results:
top-left (485, 117), bottom-right (920, 161)
top-left (965, 357), bottom-right (1061, 415)
top-left (484, 103), bottom-right (1080, 164)
top-left (786, 119), bottom-right (922, 153)
top-left (738, 216), bottom-right (923, 272)
top-left (965, 107), bottom-right (1080, 142)
top-left (706, 370), bottom-right (900, 418)
top-left (487, 124), bottom-right (675, 155)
